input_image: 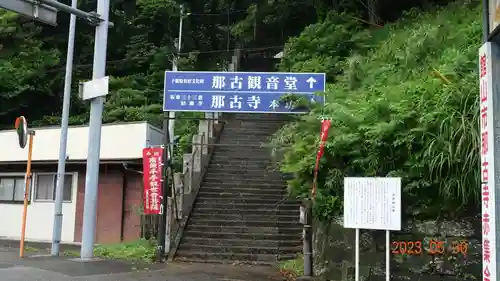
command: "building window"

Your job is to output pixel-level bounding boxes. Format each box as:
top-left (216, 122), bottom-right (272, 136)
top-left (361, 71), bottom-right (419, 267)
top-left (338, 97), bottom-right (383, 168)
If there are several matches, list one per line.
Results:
top-left (35, 174), bottom-right (73, 202)
top-left (0, 176), bottom-right (29, 203)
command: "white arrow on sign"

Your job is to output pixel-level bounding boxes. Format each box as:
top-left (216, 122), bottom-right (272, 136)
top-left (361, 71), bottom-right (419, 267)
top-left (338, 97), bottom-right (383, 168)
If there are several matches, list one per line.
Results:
top-left (306, 77), bottom-right (317, 89)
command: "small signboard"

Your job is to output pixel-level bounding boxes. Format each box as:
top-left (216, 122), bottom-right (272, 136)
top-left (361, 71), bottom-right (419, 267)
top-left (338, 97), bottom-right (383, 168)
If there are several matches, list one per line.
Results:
top-left (0, 0), bottom-right (58, 26)
top-left (79, 76), bottom-right (110, 100)
top-left (343, 177), bottom-right (401, 231)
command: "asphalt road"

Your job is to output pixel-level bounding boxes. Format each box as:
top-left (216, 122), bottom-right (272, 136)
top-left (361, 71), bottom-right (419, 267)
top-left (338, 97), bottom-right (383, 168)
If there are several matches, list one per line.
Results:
top-left (0, 244), bottom-right (283, 281)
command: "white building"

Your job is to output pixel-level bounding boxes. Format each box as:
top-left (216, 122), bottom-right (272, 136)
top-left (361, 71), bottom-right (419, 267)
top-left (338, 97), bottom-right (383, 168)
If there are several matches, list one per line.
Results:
top-left (0, 122), bottom-right (162, 244)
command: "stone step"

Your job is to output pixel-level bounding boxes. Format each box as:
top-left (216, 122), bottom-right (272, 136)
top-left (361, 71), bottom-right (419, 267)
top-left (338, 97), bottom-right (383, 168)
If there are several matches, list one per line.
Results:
top-left (218, 134), bottom-right (274, 141)
top-left (223, 118), bottom-right (286, 124)
top-left (180, 237), bottom-right (301, 248)
top-left (187, 218), bottom-right (300, 228)
top-left (216, 139), bottom-right (272, 145)
top-left (219, 131), bottom-right (272, 137)
top-left (213, 146), bottom-right (272, 151)
top-left (215, 147), bottom-right (273, 153)
top-left (185, 224), bottom-right (301, 235)
top-left (194, 202), bottom-right (300, 211)
top-left (201, 181), bottom-right (287, 188)
top-left (193, 207), bottom-right (298, 216)
top-left (204, 165), bottom-right (282, 172)
top-left (203, 176), bottom-right (285, 184)
top-left (209, 157), bottom-right (274, 162)
top-left (207, 162), bottom-right (274, 168)
top-left (223, 121), bottom-right (280, 126)
top-left (177, 243), bottom-right (301, 256)
top-left (174, 251), bottom-right (296, 264)
top-left (195, 197), bottom-right (286, 205)
top-left (197, 191), bottom-right (285, 200)
top-left (223, 120), bottom-right (287, 125)
top-left (198, 187), bottom-right (286, 195)
top-left (204, 171), bottom-right (283, 177)
top-left (225, 112), bottom-right (290, 118)
top-left (211, 156), bottom-right (273, 162)
top-left (219, 131), bottom-right (274, 137)
top-left (205, 170), bottom-right (285, 177)
top-left (208, 162), bottom-right (279, 168)
top-left (190, 213), bottom-right (299, 222)
top-left (221, 126), bottom-right (277, 132)
top-left (182, 230), bottom-right (300, 241)
top-left (200, 186), bottom-right (286, 195)
top-left (173, 257), bottom-right (275, 266)
top-left (211, 155), bottom-right (272, 161)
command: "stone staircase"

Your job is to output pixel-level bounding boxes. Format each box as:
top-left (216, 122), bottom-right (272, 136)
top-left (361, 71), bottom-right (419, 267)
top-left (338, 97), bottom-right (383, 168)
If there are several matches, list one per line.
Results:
top-left (173, 113), bottom-right (302, 265)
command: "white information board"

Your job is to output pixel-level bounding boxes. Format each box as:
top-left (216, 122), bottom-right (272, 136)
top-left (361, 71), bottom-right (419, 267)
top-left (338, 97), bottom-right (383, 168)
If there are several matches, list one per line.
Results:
top-left (343, 177), bottom-right (401, 231)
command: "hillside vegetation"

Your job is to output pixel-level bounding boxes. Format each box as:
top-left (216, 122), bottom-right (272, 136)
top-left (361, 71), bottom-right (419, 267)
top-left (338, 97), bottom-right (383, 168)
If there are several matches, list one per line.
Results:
top-left (273, 0), bottom-right (481, 220)
top-left (0, 0), bottom-right (481, 219)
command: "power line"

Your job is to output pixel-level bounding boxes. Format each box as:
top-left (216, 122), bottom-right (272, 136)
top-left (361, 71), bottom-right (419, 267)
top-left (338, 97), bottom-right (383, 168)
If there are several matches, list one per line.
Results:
top-left (189, 8), bottom-right (248, 16)
top-left (45, 45), bottom-right (285, 73)
top-left (180, 45), bottom-right (283, 55)
top-left (357, 0), bottom-right (383, 24)
top-left (184, 0), bottom-right (315, 17)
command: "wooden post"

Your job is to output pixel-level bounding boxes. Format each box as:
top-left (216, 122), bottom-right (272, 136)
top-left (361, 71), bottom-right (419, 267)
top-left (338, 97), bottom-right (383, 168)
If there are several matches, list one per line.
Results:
top-left (20, 130), bottom-right (35, 258)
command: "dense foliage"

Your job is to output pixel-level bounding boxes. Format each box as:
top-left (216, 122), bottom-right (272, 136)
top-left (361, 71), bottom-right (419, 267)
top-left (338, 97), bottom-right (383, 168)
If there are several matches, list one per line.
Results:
top-left (273, 0), bottom-right (481, 220)
top-left (0, 0), bottom-right (455, 127)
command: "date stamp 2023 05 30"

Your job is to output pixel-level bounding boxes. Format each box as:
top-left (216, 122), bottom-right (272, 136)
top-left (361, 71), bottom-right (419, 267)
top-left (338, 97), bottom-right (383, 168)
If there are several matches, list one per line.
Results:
top-left (391, 240), bottom-right (468, 255)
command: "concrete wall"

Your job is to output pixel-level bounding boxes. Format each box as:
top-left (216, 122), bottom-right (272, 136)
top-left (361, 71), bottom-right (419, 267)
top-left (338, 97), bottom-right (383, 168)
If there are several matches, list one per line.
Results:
top-left (313, 215), bottom-right (481, 281)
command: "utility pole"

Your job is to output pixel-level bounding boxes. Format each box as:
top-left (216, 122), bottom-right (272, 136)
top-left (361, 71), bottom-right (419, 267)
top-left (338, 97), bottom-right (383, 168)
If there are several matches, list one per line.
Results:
top-left (167, 4), bottom-right (185, 155)
top-left (80, 0), bottom-right (110, 260)
top-left (51, 0), bottom-right (77, 256)
top-left (158, 4), bottom-right (186, 261)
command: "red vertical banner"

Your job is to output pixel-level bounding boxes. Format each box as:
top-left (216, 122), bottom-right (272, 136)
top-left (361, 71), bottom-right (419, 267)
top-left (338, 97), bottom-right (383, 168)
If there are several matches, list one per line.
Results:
top-left (312, 119), bottom-right (331, 200)
top-left (142, 147), bottom-right (164, 215)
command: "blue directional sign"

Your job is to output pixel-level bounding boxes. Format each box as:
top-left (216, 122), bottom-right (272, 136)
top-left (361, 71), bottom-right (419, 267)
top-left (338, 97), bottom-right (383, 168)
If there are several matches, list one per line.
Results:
top-left (163, 71), bottom-right (326, 113)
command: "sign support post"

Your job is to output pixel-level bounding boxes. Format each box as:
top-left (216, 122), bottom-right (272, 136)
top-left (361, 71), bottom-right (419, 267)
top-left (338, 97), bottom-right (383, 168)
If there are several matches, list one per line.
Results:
top-left (167, 4), bottom-right (186, 157)
top-left (156, 119), bottom-right (170, 261)
top-left (80, 0), bottom-right (110, 260)
top-left (51, 0), bottom-right (77, 257)
top-left (299, 199), bottom-right (313, 278)
top-left (14, 116), bottom-right (31, 258)
top-left (355, 228), bottom-right (360, 281)
top-left (385, 229), bottom-right (390, 281)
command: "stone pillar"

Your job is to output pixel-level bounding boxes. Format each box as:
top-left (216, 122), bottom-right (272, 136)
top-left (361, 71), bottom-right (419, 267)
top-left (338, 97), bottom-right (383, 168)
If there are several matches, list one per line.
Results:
top-left (213, 112), bottom-right (219, 124)
top-left (182, 153), bottom-right (193, 194)
top-left (198, 123), bottom-right (209, 155)
top-left (192, 134), bottom-right (201, 172)
top-left (204, 112), bottom-right (214, 139)
top-left (165, 197), bottom-right (172, 253)
top-left (173, 172), bottom-right (183, 219)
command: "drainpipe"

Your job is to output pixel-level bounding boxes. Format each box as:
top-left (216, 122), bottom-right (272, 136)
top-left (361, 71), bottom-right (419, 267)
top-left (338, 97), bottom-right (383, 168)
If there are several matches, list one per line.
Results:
top-left (120, 167), bottom-right (127, 242)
